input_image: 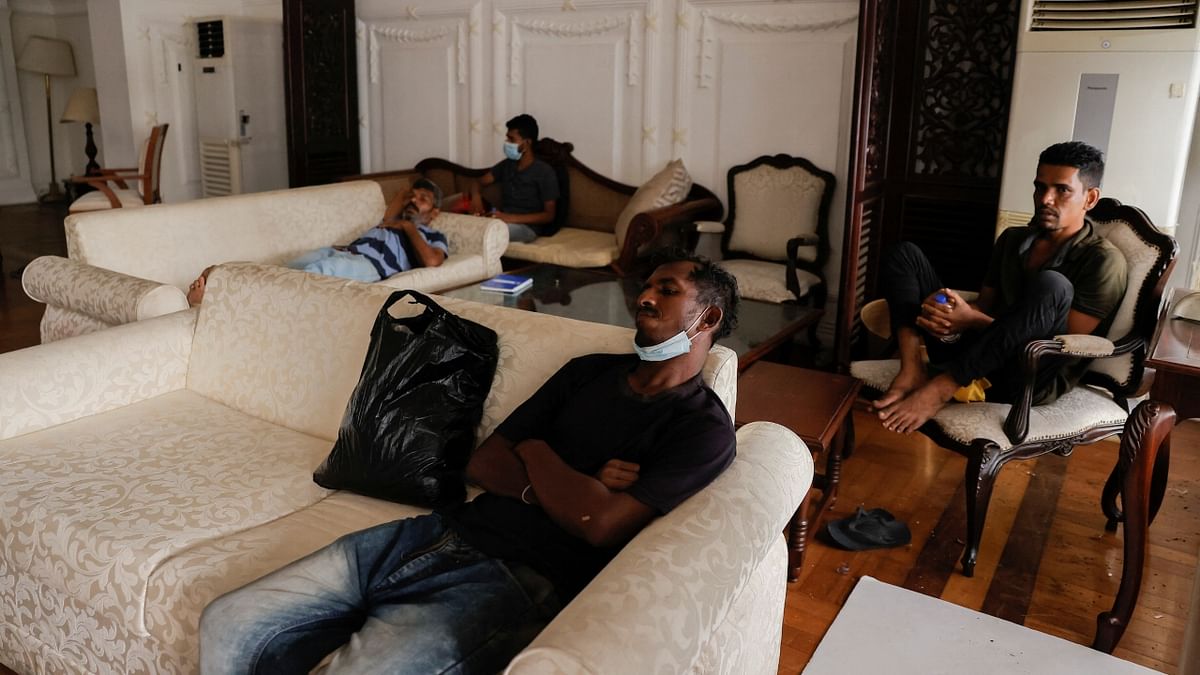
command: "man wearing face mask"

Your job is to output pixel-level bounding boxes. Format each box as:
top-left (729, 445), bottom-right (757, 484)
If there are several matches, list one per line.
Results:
top-left (200, 252), bottom-right (740, 674)
top-left (468, 113), bottom-right (560, 243)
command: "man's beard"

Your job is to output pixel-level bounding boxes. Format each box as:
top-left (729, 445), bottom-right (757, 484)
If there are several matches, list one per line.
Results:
top-left (403, 204), bottom-right (429, 226)
top-left (1031, 208), bottom-right (1060, 231)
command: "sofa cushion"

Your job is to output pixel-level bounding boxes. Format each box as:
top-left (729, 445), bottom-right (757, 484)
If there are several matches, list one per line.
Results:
top-left (614, 160), bottom-right (693, 249)
top-left (504, 227), bottom-right (620, 268)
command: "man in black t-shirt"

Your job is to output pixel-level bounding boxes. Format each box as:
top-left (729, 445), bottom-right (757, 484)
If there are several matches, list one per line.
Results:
top-left (469, 113), bottom-right (560, 243)
top-left (199, 253), bottom-right (741, 675)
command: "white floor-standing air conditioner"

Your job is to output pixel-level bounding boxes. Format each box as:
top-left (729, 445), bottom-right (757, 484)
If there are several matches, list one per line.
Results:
top-left (996, 0), bottom-right (1200, 253)
top-left (193, 16), bottom-right (287, 197)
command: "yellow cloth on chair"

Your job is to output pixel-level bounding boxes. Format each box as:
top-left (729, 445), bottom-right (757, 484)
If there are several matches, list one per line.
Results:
top-left (952, 377), bottom-right (991, 403)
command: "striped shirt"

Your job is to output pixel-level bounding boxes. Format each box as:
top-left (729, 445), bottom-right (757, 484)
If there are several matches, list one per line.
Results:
top-left (348, 224), bottom-right (449, 279)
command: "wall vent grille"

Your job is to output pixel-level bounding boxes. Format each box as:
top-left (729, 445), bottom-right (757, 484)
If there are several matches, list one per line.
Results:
top-left (1032, 0), bottom-right (1197, 30)
top-left (197, 20), bottom-right (225, 58)
top-left (199, 140), bottom-right (240, 197)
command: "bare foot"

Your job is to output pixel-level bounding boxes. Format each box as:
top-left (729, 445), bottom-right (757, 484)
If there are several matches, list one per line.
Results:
top-left (187, 276), bottom-right (206, 306)
top-left (873, 362), bottom-right (928, 411)
top-left (877, 374), bottom-right (959, 434)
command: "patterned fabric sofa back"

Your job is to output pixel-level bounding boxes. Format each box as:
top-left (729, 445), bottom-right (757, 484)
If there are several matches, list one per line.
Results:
top-left (65, 181), bottom-right (387, 289)
top-left (187, 263), bottom-right (737, 443)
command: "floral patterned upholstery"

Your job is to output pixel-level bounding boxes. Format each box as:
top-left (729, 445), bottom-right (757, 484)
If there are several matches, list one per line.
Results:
top-left (0, 263), bottom-right (808, 674)
top-left (27, 182), bottom-right (508, 343)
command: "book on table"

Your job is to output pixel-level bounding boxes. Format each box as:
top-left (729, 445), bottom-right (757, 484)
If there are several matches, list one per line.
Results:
top-left (480, 273), bottom-right (533, 294)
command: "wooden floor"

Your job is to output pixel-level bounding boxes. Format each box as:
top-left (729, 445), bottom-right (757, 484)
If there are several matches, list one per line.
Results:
top-left (0, 203), bottom-right (1196, 674)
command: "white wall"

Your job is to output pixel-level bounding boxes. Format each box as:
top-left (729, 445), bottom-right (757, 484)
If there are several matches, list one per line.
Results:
top-left (357, 0), bottom-right (859, 339)
top-left (0, 0), bottom-right (36, 203)
top-left (1174, 102), bottom-right (1200, 291)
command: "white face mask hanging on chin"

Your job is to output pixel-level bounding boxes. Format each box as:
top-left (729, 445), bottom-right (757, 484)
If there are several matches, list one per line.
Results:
top-left (633, 308), bottom-right (709, 362)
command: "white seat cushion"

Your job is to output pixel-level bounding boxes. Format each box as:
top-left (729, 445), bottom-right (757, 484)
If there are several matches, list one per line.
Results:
top-left (69, 188), bottom-right (147, 213)
top-left (505, 227), bottom-right (619, 268)
top-left (719, 258), bottom-right (819, 304)
top-left (850, 358), bottom-right (1129, 450)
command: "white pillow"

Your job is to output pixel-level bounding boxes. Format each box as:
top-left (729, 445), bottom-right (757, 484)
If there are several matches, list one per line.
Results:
top-left (614, 159), bottom-right (693, 248)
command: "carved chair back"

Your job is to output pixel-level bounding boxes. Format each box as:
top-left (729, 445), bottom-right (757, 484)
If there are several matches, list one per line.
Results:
top-left (722, 154), bottom-right (835, 277)
top-left (1083, 198), bottom-right (1177, 399)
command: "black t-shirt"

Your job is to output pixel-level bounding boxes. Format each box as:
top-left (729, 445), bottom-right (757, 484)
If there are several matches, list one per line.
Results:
top-left (491, 158), bottom-right (560, 216)
top-left (439, 353), bottom-right (735, 599)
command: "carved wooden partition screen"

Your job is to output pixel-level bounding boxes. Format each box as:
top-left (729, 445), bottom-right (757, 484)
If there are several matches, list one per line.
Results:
top-left (283, 0), bottom-right (360, 187)
top-left (836, 0), bottom-right (1020, 368)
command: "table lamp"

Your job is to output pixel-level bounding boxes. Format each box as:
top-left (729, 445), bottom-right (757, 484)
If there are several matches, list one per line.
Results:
top-left (17, 36), bottom-right (76, 202)
top-left (61, 87), bottom-right (100, 175)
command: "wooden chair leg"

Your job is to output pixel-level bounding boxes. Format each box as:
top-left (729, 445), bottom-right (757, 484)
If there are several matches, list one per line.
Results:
top-left (1148, 434), bottom-right (1171, 526)
top-left (787, 492), bottom-right (812, 582)
top-left (1101, 459), bottom-right (1123, 532)
top-left (1094, 400), bottom-right (1175, 653)
top-left (961, 441), bottom-right (1003, 578)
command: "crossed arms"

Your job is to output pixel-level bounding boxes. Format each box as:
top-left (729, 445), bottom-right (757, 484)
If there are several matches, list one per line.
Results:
top-left (465, 434), bottom-right (655, 548)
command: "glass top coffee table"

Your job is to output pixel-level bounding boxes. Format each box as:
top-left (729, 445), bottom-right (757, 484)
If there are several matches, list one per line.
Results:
top-left (441, 264), bottom-right (821, 370)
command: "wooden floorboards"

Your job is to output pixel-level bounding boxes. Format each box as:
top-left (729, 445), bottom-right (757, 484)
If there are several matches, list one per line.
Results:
top-left (779, 410), bottom-right (1199, 674)
top-left (1, 202), bottom-right (1196, 674)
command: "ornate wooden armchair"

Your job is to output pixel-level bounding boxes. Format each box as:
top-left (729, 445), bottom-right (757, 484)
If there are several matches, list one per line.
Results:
top-left (850, 198), bottom-right (1177, 576)
top-left (709, 154), bottom-right (835, 344)
top-left (69, 124), bottom-right (169, 214)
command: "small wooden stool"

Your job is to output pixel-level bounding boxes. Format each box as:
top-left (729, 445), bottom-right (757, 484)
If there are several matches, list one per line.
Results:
top-left (735, 362), bottom-right (861, 581)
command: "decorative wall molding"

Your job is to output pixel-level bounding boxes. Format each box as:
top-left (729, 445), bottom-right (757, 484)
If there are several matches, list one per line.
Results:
top-left (10, 0), bottom-right (86, 17)
top-left (504, 12), bottom-right (641, 86)
top-left (696, 8), bottom-right (857, 88)
top-left (367, 23), bottom-right (461, 84)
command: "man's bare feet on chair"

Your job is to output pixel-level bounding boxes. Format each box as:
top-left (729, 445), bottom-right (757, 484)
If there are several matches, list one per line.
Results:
top-left (872, 363), bottom-right (928, 411)
top-left (878, 373), bottom-right (959, 434)
top-left (187, 266), bottom-right (215, 307)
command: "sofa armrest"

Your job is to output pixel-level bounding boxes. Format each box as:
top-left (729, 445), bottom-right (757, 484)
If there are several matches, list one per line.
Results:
top-left (23, 256), bottom-right (189, 330)
top-left (0, 309), bottom-right (197, 441)
top-left (506, 421), bottom-right (812, 674)
top-left (431, 213), bottom-right (510, 278)
top-left (615, 196), bottom-right (723, 275)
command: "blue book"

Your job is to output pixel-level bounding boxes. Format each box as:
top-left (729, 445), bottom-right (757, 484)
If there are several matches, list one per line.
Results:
top-left (480, 273), bottom-right (533, 294)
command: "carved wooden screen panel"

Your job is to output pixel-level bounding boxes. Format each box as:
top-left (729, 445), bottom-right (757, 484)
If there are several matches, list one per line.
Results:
top-left (283, 0), bottom-right (360, 187)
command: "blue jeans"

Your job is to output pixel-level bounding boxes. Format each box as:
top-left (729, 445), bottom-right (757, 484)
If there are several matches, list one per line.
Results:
top-left (200, 515), bottom-right (561, 675)
top-left (286, 247), bottom-right (381, 282)
top-left (506, 222), bottom-right (539, 243)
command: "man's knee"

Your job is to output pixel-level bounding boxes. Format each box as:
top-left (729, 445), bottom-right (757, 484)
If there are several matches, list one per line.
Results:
top-left (883, 241), bottom-right (924, 269)
top-left (1030, 270), bottom-right (1073, 311)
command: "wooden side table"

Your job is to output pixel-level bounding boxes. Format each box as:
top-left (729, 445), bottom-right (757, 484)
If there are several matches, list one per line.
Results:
top-left (735, 362), bottom-right (861, 581)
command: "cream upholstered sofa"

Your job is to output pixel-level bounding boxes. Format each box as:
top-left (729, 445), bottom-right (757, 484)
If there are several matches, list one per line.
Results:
top-left (0, 263), bottom-right (812, 674)
top-left (353, 138), bottom-right (723, 275)
top-left (21, 181), bottom-right (508, 343)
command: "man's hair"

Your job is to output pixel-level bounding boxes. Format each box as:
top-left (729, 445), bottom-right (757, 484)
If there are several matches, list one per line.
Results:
top-left (506, 114), bottom-right (539, 142)
top-left (412, 177), bottom-right (443, 208)
top-left (1038, 141), bottom-right (1105, 189)
top-left (649, 249), bottom-right (740, 341)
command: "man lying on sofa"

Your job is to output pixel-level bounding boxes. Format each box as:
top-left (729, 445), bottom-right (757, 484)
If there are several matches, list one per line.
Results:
top-left (185, 178), bottom-right (448, 305)
top-left (468, 113), bottom-right (560, 243)
top-left (199, 252), bottom-right (740, 674)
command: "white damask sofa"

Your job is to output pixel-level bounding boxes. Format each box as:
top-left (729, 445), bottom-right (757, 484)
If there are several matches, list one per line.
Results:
top-left (0, 263), bottom-right (812, 674)
top-left (21, 181), bottom-right (509, 342)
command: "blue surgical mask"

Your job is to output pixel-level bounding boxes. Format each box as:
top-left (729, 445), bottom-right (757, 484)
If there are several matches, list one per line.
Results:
top-left (633, 309), bottom-right (707, 362)
top-left (503, 141), bottom-right (522, 161)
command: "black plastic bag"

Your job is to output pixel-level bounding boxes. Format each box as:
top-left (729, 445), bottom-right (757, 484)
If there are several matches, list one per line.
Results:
top-left (313, 290), bottom-right (499, 507)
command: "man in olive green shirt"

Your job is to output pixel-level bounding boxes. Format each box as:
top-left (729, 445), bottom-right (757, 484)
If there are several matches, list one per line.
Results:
top-left (874, 141), bottom-right (1128, 434)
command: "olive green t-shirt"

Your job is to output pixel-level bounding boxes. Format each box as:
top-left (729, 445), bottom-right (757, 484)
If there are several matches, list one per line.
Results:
top-left (982, 219), bottom-right (1127, 401)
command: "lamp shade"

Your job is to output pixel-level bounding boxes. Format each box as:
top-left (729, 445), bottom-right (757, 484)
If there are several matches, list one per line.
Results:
top-left (17, 36), bottom-right (76, 76)
top-left (61, 87), bottom-right (100, 124)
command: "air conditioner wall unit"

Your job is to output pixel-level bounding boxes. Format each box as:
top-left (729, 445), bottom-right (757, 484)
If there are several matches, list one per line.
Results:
top-left (997, 0), bottom-right (1200, 239)
top-left (193, 16), bottom-right (287, 197)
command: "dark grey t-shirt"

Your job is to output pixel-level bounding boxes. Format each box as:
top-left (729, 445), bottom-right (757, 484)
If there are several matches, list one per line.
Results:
top-left (440, 353), bottom-right (735, 599)
top-left (490, 158), bottom-right (560, 216)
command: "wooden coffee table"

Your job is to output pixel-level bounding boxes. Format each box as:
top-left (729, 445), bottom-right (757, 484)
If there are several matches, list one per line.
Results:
top-left (735, 361), bottom-right (861, 581)
top-left (442, 264), bottom-right (822, 370)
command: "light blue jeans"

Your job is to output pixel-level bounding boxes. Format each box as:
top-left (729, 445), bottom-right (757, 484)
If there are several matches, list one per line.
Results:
top-left (200, 515), bottom-right (560, 675)
top-left (286, 247), bottom-right (381, 282)
top-left (507, 222), bottom-right (539, 243)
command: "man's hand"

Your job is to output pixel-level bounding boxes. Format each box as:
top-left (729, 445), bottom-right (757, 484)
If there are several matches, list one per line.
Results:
top-left (594, 459), bottom-right (640, 491)
top-left (916, 288), bottom-right (989, 336)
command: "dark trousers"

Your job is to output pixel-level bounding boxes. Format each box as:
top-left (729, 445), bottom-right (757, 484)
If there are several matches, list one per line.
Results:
top-left (881, 242), bottom-right (1072, 403)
